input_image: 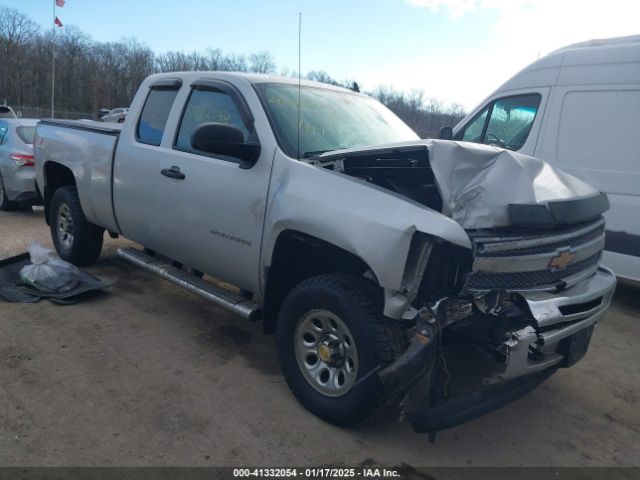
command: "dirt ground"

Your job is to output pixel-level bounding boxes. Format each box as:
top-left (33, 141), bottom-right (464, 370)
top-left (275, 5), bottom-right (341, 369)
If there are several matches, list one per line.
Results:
top-left (0, 207), bottom-right (638, 467)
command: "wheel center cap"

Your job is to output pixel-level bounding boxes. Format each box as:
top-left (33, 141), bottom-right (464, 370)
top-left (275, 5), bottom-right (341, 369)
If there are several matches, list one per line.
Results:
top-left (317, 334), bottom-right (344, 366)
top-left (317, 344), bottom-right (332, 363)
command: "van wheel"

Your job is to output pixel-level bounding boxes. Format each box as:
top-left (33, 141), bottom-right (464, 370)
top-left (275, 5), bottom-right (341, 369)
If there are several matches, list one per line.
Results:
top-left (50, 186), bottom-right (104, 266)
top-left (276, 274), bottom-right (406, 427)
top-left (0, 174), bottom-right (17, 211)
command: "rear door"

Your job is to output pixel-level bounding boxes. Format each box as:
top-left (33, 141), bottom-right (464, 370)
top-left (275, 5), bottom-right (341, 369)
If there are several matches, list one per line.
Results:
top-left (152, 79), bottom-right (272, 293)
top-left (112, 78), bottom-right (182, 250)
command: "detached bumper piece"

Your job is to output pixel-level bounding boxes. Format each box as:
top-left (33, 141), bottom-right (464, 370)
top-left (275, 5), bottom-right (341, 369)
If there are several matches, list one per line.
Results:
top-left (407, 368), bottom-right (557, 433)
top-left (378, 320), bottom-right (436, 396)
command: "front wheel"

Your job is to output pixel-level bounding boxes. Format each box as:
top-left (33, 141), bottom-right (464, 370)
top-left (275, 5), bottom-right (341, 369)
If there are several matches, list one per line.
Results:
top-left (50, 186), bottom-right (104, 266)
top-left (276, 274), bottom-right (405, 426)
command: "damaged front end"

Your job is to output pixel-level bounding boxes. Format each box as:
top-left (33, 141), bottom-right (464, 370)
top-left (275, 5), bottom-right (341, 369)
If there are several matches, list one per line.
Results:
top-left (313, 139), bottom-right (617, 433)
top-left (378, 217), bottom-right (616, 433)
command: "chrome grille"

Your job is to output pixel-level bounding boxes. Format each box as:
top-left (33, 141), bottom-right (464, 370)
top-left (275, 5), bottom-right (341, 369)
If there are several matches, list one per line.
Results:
top-left (465, 217), bottom-right (605, 292)
top-left (478, 223), bottom-right (604, 257)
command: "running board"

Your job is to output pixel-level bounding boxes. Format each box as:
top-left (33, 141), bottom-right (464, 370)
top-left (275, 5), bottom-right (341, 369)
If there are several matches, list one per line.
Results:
top-left (117, 247), bottom-right (262, 321)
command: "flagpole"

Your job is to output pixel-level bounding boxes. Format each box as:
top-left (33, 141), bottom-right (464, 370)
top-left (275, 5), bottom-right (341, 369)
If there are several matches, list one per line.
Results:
top-left (51, 0), bottom-right (55, 118)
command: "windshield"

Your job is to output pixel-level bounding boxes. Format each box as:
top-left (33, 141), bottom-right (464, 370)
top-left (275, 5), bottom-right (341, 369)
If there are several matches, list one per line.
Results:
top-left (256, 83), bottom-right (418, 159)
top-left (16, 126), bottom-right (36, 144)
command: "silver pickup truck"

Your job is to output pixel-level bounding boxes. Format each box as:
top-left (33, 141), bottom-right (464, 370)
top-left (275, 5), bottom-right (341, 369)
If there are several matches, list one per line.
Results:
top-left (34, 72), bottom-right (616, 433)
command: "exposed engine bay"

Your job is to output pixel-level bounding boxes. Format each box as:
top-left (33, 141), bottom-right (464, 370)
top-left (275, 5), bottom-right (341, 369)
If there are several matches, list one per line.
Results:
top-left (315, 145), bottom-right (443, 213)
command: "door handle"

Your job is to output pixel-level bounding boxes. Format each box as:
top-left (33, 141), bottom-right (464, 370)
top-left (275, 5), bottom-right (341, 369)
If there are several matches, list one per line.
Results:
top-left (161, 166), bottom-right (185, 180)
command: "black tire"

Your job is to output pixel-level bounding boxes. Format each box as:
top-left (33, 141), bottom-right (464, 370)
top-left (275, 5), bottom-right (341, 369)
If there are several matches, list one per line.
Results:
top-left (50, 186), bottom-right (104, 266)
top-left (0, 173), bottom-right (17, 211)
top-left (276, 274), bottom-right (406, 427)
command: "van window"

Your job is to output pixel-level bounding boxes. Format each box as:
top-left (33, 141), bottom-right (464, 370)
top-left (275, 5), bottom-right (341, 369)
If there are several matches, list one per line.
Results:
top-left (136, 88), bottom-right (179, 146)
top-left (174, 88), bottom-right (249, 154)
top-left (461, 109), bottom-right (488, 143)
top-left (457, 94), bottom-right (541, 151)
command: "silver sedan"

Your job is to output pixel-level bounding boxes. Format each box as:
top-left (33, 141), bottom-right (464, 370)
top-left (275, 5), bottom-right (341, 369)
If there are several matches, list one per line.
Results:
top-left (0, 118), bottom-right (38, 210)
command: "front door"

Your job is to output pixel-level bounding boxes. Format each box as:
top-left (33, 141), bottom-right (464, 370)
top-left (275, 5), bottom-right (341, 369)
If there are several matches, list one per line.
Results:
top-left (153, 81), bottom-right (272, 294)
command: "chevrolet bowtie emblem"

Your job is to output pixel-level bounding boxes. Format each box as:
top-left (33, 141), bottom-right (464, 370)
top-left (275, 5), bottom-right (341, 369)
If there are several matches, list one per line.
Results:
top-left (549, 250), bottom-right (576, 270)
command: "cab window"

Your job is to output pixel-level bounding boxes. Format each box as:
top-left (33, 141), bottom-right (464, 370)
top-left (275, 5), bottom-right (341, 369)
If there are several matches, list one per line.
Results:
top-left (136, 87), bottom-right (179, 146)
top-left (456, 94), bottom-right (541, 151)
top-left (174, 88), bottom-right (249, 154)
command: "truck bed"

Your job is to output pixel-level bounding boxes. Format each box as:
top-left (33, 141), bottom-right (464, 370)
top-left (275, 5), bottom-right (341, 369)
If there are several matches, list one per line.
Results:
top-left (35, 119), bottom-right (121, 233)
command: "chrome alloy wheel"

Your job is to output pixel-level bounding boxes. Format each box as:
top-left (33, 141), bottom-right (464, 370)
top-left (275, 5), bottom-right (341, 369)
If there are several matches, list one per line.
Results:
top-left (294, 309), bottom-right (359, 397)
top-left (57, 204), bottom-right (74, 249)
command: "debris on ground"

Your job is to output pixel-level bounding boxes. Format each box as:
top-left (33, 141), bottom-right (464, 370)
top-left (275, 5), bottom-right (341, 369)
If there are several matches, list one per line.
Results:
top-left (18, 241), bottom-right (80, 293)
top-left (0, 242), bottom-right (112, 304)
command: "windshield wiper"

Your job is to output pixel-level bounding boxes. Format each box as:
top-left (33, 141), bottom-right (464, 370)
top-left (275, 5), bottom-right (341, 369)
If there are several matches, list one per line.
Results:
top-left (302, 149), bottom-right (335, 158)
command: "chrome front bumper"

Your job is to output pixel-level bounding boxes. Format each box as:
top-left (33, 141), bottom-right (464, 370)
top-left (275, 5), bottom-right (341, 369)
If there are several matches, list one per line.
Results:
top-left (488, 266), bottom-right (617, 384)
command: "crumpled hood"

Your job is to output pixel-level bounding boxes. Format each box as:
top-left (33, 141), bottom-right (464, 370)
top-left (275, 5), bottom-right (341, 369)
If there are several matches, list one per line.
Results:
top-left (317, 139), bottom-right (605, 229)
top-left (426, 140), bottom-right (602, 229)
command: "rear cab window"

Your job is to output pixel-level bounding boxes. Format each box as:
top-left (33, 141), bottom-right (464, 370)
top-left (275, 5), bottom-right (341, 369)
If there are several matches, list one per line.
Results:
top-left (456, 94), bottom-right (541, 151)
top-left (136, 86), bottom-right (180, 146)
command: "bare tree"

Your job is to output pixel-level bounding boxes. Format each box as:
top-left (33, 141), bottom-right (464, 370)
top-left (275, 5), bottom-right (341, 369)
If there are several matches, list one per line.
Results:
top-left (0, 5), bottom-right (465, 130)
top-left (249, 51), bottom-right (276, 74)
top-left (0, 7), bottom-right (39, 105)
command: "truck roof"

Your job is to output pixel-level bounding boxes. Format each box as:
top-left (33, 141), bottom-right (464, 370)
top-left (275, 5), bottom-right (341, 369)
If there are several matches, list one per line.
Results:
top-left (144, 71), bottom-right (363, 96)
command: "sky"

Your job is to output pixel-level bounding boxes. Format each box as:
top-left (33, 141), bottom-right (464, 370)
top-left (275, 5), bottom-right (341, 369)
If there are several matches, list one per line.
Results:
top-left (3, 0), bottom-right (640, 110)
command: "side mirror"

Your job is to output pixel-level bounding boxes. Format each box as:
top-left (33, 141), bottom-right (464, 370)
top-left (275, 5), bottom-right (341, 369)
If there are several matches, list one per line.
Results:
top-left (439, 126), bottom-right (453, 140)
top-left (191, 122), bottom-right (260, 169)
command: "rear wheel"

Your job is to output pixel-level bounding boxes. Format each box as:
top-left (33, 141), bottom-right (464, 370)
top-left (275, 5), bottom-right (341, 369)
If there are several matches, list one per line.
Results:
top-left (276, 274), bottom-right (405, 426)
top-left (50, 186), bottom-right (104, 266)
top-left (0, 173), bottom-right (17, 211)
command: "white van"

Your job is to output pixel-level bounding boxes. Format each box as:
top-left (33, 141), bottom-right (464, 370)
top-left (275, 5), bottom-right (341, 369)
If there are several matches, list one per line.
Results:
top-left (448, 34), bottom-right (640, 282)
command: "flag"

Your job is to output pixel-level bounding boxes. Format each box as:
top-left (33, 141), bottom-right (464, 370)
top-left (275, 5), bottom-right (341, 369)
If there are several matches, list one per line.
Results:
top-left (56, 0), bottom-right (66, 7)
top-left (54, 16), bottom-right (63, 27)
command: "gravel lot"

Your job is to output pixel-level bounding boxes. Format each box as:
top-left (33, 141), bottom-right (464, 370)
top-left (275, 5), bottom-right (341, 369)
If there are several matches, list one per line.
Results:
top-left (0, 208), bottom-right (638, 467)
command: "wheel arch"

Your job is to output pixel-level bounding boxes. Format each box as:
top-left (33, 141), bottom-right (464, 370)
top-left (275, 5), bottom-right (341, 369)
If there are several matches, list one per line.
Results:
top-left (262, 229), bottom-right (382, 334)
top-left (43, 161), bottom-right (76, 225)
